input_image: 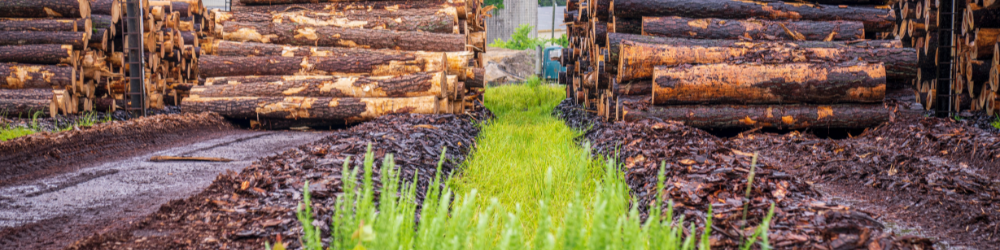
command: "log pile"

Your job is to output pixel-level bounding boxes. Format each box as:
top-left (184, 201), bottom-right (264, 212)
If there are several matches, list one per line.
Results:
top-left (559, 0), bottom-right (911, 128)
top-left (959, 2), bottom-right (1000, 114)
top-left (185, 0), bottom-right (489, 123)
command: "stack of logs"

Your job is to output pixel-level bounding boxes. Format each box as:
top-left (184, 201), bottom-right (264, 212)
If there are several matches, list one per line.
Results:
top-left (558, 0), bottom-right (915, 128)
top-left (894, 0), bottom-right (998, 114)
top-left (180, 0), bottom-right (488, 124)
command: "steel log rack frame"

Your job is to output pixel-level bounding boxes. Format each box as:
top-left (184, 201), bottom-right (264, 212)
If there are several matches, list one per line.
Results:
top-left (124, 0), bottom-right (146, 117)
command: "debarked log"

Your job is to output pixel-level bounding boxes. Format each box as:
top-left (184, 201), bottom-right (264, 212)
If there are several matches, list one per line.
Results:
top-left (181, 96), bottom-right (442, 122)
top-left (0, 31), bottom-right (89, 50)
top-left (0, 44), bottom-right (76, 65)
top-left (623, 104), bottom-right (889, 129)
top-left (0, 0), bottom-right (91, 18)
top-left (652, 63), bottom-right (886, 104)
top-left (198, 54), bottom-right (445, 77)
top-left (617, 40), bottom-right (916, 82)
top-left (220, 22), bottom-right (465, 52)
top-left (215, 10), bottom-right (456, 33)
top-left (0, 89), bottom-right (56, 116)
top-left (191, 72), bottom-right (448, 98)
top-left (0, 63), bottom-right (76, 89)
top-left (642, 16), bottom-right (865, 41)
top-left (612, 0), bottom-right (896, 32)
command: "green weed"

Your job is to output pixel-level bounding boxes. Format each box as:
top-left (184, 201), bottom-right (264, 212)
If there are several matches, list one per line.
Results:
top-left (991, 115), bottom-right (1000, 130)
top-left (490, 25), bottom-right (567, 50)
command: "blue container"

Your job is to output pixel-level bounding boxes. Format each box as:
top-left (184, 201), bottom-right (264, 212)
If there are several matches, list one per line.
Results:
top-left (542, 46), bottom-right (566, 80)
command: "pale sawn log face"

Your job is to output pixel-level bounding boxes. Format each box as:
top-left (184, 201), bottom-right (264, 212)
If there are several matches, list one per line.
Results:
top-left (642, 16), bottom-right (866, 41)
top-left (652, 63), bottom-right (886, 104)
top-left (181, 96), bottom-right (440, 122)
top-left (190, 72), bottom-right (447, 99)
top-left (624, 104), bottom-right (890, 129)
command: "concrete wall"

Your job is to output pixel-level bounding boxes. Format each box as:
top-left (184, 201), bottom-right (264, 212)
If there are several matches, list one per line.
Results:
top-left (485, 0), bottom-right (538, 44)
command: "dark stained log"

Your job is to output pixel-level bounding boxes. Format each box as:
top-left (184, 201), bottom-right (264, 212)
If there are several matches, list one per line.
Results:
top-left (607, 33), bottom-right (901, 72)
top-left (652, 63), bottom-right (886, 104)
top-left (205, 41), bottom-right (461, 76)
top-left (613, 0), bottom-right (896, 32)
top-left (198, 54), bottom-right (444, 78)
top-left (616, 79), bottom-right (652, 95)
top-left (967, 60), bottom-right (992, 95)
top-left (985, 0), bottom-right (999, 9)
top-left (238, 0), bottom-right (443, 4)
top-left (89, 0), bottom-right (121, 20)
top-left (91, 14), bottom-right (116, 32)
top-left (0, 31), bottom-right (88, 50)
top-left (565, 10), bottom-right (578, 23)
top-left (0, 45), bottom-right (76, 65)
top-left (182, 96), bottom-right (442, 122)
top-left (0, 89), bottom-right (55, 117)
top-left (804, 0), bottom-right (891, 4)
top-left (613, 17), bottom-right (642, 34)
top-left (0, 63), bottom-right (76, 89)
top-left (594, 22), bottom-right (608, 46)
top-left (465, 67), bottom-right (484, 88)
top-left (0, 0), bottom-right (91, 18)
top-left (180, 31), bottom-right (197, 46)
top-left (221, 22), bottom-right (465, 52)
top-left (967, 8), bottom-right (1000, 30)
top-left (191, 72), bottom-right (447, 98)
top-left (0, 18), bottom-right (92, 35)
top-left (623, 104), bottom-right (890, 129)
top-left (594, 0), bottom-right (611, 20)
top-left (642, 17), bottom-right (865, 41)
top-left (214, 10), bottom-right (456, 33)
top-left (202, 75), bottom-right (346, 85)
top-left (230, 1), bottom-right (465, 16)
top-left (617, 39), bottom-right (916, 82)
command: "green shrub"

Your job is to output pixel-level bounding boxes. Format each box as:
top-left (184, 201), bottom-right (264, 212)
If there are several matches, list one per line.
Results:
top-left (490, 25), bottom-right (568, 50)
top-left (991, 115), bottom-right (1000, 130)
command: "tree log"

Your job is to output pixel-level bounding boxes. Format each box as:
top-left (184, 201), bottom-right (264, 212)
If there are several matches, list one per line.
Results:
top-left (89, 0), bottom-right (121, 21)
top-left (652, 63), bottom-right (886, 104)
top-left (0, 89), bottom-right (55, 117)
top-left (191, 72), bottom-right (447, 98)
top-left (642, 17), bottom-right (865, 41)
top-left (623, 104), bottom-right (889, 129)
top-left (202, 75), bottom-right (350, 85)
top-left (617, 39), bottom-right (916, 82)
top-left (0, 18), bottom-right (92, 36)
top-left (182, 95), bottom-right (442, 122)
top-left (0, 45), bottom-right (76, 65)
top-left (0, 31), bottom-right (88, 50)
top-left (221, 22), bottom-right (465, 52)
top-left (607, 33), bottom-right (901, 72)
top-left (198, 54), bottom-right (445, 78)
top-left (215, 9), bottom-right (457, 33)
top-left (0, 0), bottom-right (91, 18)
top-left (0, 63), bottom-right (75, 89)
top-left (973, 29), bottom-right (999, 59)
top-left (230, 1), bottom-right (465, 18)
top-left (803, 0), bottom-right (891, 4)
top-left (967, 8), bottom-right (1000, 30)
top-left (465, 67), bottom-right (484, 88)
top-left (612, 17), bottom-right (642, 34)
top-left (984, 0), bottom-right (999, 9)
top-left (613, 0), bottom-right (896, 32)
top-left (616, 79), bottom-right (652, 95)
top-left (205, 41), bottom-right (462, 76)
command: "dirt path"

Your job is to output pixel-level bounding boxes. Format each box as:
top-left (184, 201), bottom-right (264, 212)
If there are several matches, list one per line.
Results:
top-left (0, 130), bottom-right (327, 250)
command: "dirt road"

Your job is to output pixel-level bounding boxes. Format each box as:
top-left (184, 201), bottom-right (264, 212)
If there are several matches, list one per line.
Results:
top-left (0, 130), bottom-right (326, 249)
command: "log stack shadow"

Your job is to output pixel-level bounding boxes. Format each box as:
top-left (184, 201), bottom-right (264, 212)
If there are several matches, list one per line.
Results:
top-left (560, 0), bottom-right (923, 130)
top-left (185, 0), bottom-right (488, 126)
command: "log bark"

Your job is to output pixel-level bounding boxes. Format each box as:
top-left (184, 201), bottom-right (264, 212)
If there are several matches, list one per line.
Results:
top-left (652, 63), bottom-right (886, 104)
top-left (623, 104), bottom-right (889, 129)
top-left (617, 39), bottom-right (916, 82)
top-left (0, 31), bottom-right (88, 50)
top-left (0, 89), bottom-right (55, 117)
top-left (642, 17), bottom-right (865, 41)
top-left (612, 17), bottom-right (641, 34)
top-left (973, 29), bottom-right (999, 59)
top-left (230, 1), bottom-right (464, 15)
top-left (206, 41), bottom-right (460, 75)
top-left (465, 67), bottom-right (484, 88)
top-left (198, 54), bottom-right (444, 78)
top-left (215, 9), bottom-right (456, 33)
top-left (0, 18), bottom-right (92, 35)
top-left (616, 79), bottom-right (652, 95)
top-left (0, 63), bottom-right (76, 89)
top-left (181, 95), bottom-right (441, 122)
top-left (613, 0), bottom-right (896, 32)
top-left (191, 72), bottom-right (447, 98)
top-left (90, 0), bottom-right (121, 20)
top-left (0, 0), bottom-right (91, 18)
top-left (0, 45), bottom-right (76, 65)
top-left (202, 75), bottom-right (350, 85)
top-left (967, 8), bottom-right (1000, 30)
top-left (803, 0), bottom-right (891, 4)
top-left (221, 22), bottom-right (465, 52)
top-left (607, 33), bottom-right (901, 71)
top-left (985, 0), bottom-right (999, 9)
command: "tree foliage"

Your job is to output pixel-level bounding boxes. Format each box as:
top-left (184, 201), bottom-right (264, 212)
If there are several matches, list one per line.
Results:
top-left (491, 25), bottom-right (568, 50)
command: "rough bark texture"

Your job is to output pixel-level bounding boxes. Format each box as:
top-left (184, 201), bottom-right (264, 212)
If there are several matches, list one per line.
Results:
top-left (206, 41), bottom-right (457, 75)
top-left (616, 79), bottom-right (652, 95)
top-left (969, 8), bottom-right (1000, 29)
top-left (594, 22), bottom-right (608, 46)
top-left (642, 17), bottom-right (865, 41)
top-left (216, 9), bottom-right (456, 33)
top-left (974, 29), bottom-right (999, 59)
top-left (613, 0), bottom-right (895, 32)
top-left (607, 33), bottom-right (901, 71)
top-left (221, 22), bottom-right (465, 51)
top-left (0, 18), bottom-right (91, 34)
top-left (198, 54), bottom-right (442, 78)
top-left (652, 63), bottom-right (886, 104)
top-left (0, 63), bottom-right (75, 89)
top-left (191, 72), bottom-right (447, 98)
top-left (0, 89), bottom-right (54, 117)
top-left (465, 67), bottom-right (484, 88)
top-left (0, 44), bottom-right (75, 65)
top-left (231, 1), bottom-right (463, 14)
top-left (0, 31), bottom-right (88, 50)
top-left (804, 0), bottom-right (890, 4)
top-left (89, 0), bottom-right (120, 19)
top-left (985, 0), bottom-right (999, 9)
top-left (613, 17), bottom-right (642, 34)
top-left (617, 39), bottom-right (916, 82)
top-left (182, 96), bottom-right (440, 122)
top-left (624, 104), bottom-right (889, 129)
top-left (0, 0), bottom-right (90, 18)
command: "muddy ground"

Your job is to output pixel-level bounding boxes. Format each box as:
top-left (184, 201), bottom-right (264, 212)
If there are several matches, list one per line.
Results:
top-left (559, 90), bottom-right (998, 249)
top-left (67, 111), bottom-right (486, 250)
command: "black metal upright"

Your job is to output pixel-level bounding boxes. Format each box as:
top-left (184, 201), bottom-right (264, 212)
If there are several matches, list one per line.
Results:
top-left (934, 0), bottom-right (959, 117)
top-left (124, 0), bottom-right (146, 117)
